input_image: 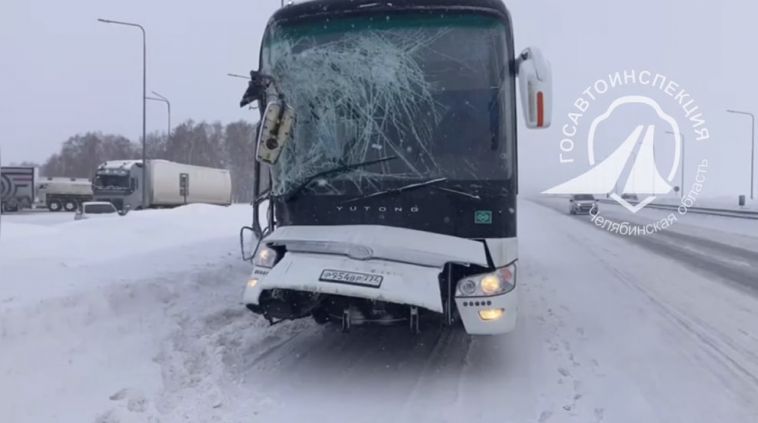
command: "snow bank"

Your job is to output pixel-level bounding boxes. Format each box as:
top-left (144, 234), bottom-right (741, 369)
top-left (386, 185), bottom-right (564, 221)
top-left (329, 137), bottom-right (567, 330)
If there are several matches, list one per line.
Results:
top-left (2, 204), bottom-right (249, 265)
top-left (0, 204), bottom-right (251, 307)
top-left (0, 204), bottom-right (254, 423)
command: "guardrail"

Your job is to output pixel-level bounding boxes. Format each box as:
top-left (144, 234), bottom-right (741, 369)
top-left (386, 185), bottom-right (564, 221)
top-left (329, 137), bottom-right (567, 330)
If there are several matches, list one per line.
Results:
top-left (597, 199), bottom-right (758, 220)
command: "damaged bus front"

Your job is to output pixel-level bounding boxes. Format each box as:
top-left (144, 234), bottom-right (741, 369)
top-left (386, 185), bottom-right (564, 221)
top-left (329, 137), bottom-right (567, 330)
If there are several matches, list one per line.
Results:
top-left (239, 0), bottom-right (551, 335)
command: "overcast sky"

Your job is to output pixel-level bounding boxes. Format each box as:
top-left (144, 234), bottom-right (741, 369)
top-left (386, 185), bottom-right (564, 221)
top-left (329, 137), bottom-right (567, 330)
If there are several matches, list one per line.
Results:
top-left (1, 0), bottom-right (756, 196)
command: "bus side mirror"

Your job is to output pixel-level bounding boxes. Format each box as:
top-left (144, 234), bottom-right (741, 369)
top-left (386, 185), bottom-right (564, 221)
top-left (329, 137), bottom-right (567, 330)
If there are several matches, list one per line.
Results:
top-left (256, 101), bottom-right (296, 165)
top-left (240, 226), bottom-right (258, 261)
top-left (518, 47), bottom-right (552, 129)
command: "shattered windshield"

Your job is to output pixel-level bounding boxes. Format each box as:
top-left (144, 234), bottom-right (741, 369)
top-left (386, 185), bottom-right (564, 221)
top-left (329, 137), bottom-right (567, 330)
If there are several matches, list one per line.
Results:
top-left (261, 13), bottom-right (514, 196)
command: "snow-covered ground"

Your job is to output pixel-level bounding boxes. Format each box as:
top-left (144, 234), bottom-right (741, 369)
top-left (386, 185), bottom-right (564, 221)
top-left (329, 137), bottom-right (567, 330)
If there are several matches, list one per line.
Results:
top-left (1, 210), bottom-right (76, 227)
top-left (2, 201), bottom-right (758, 422)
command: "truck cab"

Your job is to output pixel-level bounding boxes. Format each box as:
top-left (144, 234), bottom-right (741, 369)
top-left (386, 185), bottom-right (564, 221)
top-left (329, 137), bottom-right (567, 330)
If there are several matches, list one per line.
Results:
top-left (92, 160), bottom-right (142, 211)
top-left (240, 0), bottom-right (551, 335)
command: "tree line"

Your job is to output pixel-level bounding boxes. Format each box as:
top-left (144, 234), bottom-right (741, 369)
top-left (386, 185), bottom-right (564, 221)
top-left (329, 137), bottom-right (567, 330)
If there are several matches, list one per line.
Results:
top-left (37, 120), bottom-right (258, 203)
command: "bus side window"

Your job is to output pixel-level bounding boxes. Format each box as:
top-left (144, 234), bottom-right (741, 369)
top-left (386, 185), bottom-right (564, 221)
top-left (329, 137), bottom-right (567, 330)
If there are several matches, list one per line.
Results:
top-left (130, 178), bottom-right (137, 191)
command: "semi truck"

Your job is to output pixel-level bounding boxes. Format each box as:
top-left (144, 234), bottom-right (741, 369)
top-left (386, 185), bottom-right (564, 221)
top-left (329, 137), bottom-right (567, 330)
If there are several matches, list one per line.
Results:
top-left (238, 0), bottom-right (552, 335)
top-left (36, 177), bottom-right (94, 212)
top-left (92, 159), bottom-right (232, 210)
top-left (1, 166), bottom-right (36, 213)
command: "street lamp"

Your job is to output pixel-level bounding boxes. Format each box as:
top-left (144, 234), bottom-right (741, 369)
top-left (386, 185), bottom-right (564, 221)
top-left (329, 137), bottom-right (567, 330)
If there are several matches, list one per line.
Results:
top-left (146, 91), bottom-right (171, 140)
top-left (98, 18), bottom-right (148, 208)
top-left (666, 130), bottom-right (685, 198)
top-left (226, 73), bottom-right (251, 80)
top-left (726, 109), bottom-right (756, 200)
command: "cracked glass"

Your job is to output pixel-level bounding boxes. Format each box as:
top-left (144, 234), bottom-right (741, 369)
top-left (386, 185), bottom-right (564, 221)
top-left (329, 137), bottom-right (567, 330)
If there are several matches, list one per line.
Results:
top-left (261, 13), bottom-right (514, 196)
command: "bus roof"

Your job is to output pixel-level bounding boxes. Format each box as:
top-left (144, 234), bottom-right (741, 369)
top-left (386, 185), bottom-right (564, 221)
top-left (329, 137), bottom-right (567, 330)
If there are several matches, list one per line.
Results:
top-left (272, 0), bottom-right (510, 23)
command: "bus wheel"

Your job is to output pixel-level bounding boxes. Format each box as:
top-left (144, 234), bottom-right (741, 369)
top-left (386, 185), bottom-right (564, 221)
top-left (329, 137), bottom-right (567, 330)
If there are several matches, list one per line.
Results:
top-left (48, 200), bottom-right (62, 212)
top-left (63, 199), bottom-right (77, 212)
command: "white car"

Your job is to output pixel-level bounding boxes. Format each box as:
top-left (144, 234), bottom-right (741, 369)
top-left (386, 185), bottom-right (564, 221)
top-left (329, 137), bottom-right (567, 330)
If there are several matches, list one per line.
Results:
top-left (74, 201), bottom-right (120, 220)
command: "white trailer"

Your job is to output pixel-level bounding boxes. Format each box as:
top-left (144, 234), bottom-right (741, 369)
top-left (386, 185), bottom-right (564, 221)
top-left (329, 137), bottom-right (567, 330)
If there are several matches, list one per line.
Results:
top-left (92, 160), bottom-right (232, 210)
top-left (1, 166), bottom-right (36, 213)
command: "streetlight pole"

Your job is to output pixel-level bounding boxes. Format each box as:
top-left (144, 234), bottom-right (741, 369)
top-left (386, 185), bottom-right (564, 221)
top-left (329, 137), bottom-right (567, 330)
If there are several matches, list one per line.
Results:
top-left (0, 148), bottom-right (3, 238)
top-left (98, 18), bottom-right (147, 209)
top-left (226, 73), bottom-right (251, 80)
top-left (666, 130), bottom-right (685, 198)
top-left (146, 91), bottom-right (171, 140)
top-left (727, 109), bottom-right (756, 200)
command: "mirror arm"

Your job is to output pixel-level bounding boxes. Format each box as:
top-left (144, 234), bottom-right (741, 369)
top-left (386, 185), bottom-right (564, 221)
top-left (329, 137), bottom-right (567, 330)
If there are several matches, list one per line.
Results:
top-left (240, 70), bottom-right (281, 108)
top-left (517, 48), bottom-right (547, 81)
top-left (515, 49), bottom-right (531, 74)
top-left (251, 156), bottom-right (263, 239)
top-left (515, 51), bottom-right (526, 72)
top-left (266, 193), bottom-right (275, 234)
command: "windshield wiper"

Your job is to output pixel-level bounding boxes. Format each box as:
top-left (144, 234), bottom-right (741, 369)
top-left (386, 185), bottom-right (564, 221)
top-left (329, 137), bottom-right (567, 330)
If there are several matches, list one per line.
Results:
top-left (434, 186), bottom-right (482, 201)
top-left (342, 177), bottom-right (449, 204)
top-left (278, 155), bottom-right (398, 202)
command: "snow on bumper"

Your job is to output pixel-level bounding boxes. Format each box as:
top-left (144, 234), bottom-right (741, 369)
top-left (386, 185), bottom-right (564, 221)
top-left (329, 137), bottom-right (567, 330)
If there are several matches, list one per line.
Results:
top-left (243, 251), bottom-right (444, 313)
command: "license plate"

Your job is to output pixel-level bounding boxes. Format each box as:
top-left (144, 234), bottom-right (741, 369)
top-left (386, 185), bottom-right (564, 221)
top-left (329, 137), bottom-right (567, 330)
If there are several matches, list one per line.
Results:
top-left (319, 269), bottom-right (383, 288)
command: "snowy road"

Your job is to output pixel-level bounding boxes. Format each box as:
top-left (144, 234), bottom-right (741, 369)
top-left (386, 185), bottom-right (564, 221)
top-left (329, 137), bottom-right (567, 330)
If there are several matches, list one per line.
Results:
top-left (538, 198), bottom-right (758, 291)
top-left (2, 201), bottom-right (758, 422)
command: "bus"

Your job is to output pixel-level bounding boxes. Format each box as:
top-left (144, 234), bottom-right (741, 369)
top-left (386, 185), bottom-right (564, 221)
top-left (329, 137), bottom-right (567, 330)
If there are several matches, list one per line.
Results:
top-left (239, 0), bottom-right (552, 335)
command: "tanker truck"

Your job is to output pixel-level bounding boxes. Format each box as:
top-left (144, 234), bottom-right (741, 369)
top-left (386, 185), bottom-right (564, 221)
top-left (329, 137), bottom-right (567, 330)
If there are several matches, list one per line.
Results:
top-left (36, 177), bottom-right (93, 212)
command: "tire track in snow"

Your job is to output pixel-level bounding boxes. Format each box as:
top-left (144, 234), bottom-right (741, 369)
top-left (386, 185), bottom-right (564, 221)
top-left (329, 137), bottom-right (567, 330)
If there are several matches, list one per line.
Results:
top-left (531, 198), bottom-right (758, 407)
top-left (604, 262), bottom-right (758, 391)
top-left (397, 326), bottom-right (473, 420)
top-left (561, 222), bottom-right (758, 397)
top-left (244, 328), bottom-right (310, 370)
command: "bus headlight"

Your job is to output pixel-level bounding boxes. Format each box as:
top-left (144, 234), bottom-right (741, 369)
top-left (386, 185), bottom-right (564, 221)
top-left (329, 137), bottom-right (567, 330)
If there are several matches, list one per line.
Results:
top-left (480, 275), bottom-right (502, 295)
top-left (254, 245), bottom-right (279, 268)
top-left (456, 262), bottom-right (517, 297)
